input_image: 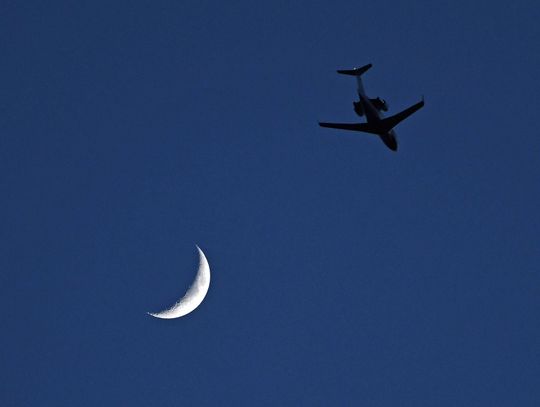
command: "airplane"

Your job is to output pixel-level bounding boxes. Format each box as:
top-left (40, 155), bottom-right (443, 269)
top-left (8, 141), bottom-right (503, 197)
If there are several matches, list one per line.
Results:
top-left (319, 63), bottom-right (424, 151)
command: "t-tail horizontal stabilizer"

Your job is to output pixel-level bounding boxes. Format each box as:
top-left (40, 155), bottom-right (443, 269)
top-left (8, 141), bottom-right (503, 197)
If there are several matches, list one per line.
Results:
top-left (337, 63), bottom-right (372, 76)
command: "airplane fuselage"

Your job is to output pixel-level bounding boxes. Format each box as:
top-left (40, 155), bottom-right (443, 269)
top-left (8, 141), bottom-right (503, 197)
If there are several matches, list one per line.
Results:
top-left (358, 91), bottom-right (398, 151)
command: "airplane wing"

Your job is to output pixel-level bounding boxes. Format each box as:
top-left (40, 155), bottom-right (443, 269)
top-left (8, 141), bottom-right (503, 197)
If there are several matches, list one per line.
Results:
top-left (378, 98), bottom-right (424, 131)
top-left (318, 122), bottom-right (379, 134)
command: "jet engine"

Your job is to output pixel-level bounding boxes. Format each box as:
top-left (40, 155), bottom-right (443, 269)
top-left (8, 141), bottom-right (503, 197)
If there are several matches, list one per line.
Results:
top-left (370, 97), bottom-right (388, 112)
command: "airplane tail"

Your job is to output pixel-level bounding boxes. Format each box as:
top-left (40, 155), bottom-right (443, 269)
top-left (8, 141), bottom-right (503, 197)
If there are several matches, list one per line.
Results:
top-left (337, 64), bottom-right (372, 96)
top-left (337, 63), bottom-right (372, 76)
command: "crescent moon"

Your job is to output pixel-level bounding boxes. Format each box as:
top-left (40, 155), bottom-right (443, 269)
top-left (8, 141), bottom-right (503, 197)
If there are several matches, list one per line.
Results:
top-left (148, 245), bottom-right (211, 319)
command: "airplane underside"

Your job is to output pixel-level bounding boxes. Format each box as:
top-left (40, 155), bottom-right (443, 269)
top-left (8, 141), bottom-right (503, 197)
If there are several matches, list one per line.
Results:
top-left (318, 63), bottom-right (424, 151)
top-left (318, 98), bottom-right (424, 151)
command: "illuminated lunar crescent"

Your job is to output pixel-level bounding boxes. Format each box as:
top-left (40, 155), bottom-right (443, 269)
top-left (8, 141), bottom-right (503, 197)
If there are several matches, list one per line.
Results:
top-left (148, 246), bottom-right (211, 319)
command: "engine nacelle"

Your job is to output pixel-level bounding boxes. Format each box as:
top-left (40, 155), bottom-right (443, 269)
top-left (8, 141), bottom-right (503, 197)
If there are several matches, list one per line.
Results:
top-left (353, 101), bottom-right (364, 116)
top-left (370, 97), bottom-right (388, 112)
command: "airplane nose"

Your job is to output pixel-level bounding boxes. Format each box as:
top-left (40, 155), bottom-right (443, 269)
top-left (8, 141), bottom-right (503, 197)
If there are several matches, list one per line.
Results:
top-left (388, 133), bottom-right (398, 151)
top-left (383, 135), bottom-right (398, 151)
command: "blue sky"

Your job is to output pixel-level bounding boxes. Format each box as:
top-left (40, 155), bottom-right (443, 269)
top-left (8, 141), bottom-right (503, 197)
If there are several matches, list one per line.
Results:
top-left (2, 1), bottom-right (539, 405)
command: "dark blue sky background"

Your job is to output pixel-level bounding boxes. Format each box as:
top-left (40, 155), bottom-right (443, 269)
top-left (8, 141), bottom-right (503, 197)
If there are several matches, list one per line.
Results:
top-left (2, 1), bottom-right (539, 405)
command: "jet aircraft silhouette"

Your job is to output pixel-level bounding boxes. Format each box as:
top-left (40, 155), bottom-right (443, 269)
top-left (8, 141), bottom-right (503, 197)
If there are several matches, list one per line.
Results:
top-left (319, 63), bottom-right (424, 151)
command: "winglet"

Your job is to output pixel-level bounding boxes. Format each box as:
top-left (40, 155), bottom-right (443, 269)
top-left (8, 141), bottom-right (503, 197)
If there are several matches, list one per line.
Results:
top-left (337, 63), bottom-right (372, 76)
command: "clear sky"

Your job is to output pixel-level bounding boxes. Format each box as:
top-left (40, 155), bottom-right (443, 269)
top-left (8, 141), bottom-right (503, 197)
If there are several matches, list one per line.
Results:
top-left (2, 1), bottom-right (539, 405)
